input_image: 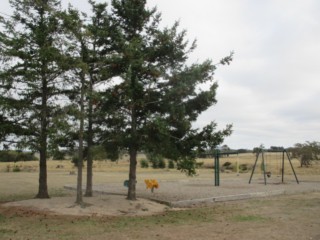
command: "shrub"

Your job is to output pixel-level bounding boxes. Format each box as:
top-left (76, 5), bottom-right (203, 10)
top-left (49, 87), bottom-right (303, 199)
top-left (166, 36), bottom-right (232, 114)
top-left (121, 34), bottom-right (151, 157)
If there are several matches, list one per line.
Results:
top-left (0, 151), bottom-right (14, 162)
top-left (147, 152), bottom-right (165, 169)
top-left (71, 155), bottom-right (84, 167)
top-left (91, 145), bottom-right (108, 160)
top-left (168, 160), bottom-right (175, 169)
top-left (17, 152), bottom-right (37, 161)
top-left (158, 159), bottom-right (166, 169)
top-left (222, 161), bottom-right (233, 170)
top-left (52, 151), bottom-right (66, 160)
top-left (177, 158), bottom-right (197, 176)
top-left (196, 161), bottom-right (204, 168)
top-left (12, 165), bottom-right (21, 172)
top-left (140, 159), bottom-right (149, 168)
top-left (222, 161), bottom-right (232, 167)
top-left (239, 164), bottom-right (251, 173)
top-left (0, 151), bottom-right (37, 162)
top-left (289, 141), bottom-right (320, 167)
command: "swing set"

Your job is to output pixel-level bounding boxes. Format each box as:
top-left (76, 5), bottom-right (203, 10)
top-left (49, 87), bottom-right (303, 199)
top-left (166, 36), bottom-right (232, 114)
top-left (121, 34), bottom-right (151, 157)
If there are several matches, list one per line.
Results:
top-left (248, 149), bottom-right (299, 185)
top-left (214, 149), bottom-right (239, 186)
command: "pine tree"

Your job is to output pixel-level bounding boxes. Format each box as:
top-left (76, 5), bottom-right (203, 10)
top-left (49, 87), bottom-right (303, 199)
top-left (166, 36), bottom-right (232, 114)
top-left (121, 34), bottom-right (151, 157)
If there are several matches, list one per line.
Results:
top-left (0, 0), bottom-right (69, 198)
top-left (61, 6), bottom-right (91, 205)
top-left (62, 1), bottom-right (120, 198)
top-left (99, 0), bottom-right (233, 200)
top-left (84, 0), bottom-right (118, 197)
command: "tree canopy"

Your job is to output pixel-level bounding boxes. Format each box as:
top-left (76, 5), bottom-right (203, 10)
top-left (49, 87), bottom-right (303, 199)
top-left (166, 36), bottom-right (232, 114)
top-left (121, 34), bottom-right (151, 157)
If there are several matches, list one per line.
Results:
top-left (0, 0), bottom-right (233, 201)
top-left (0, 0), bottom-right (72, 198)
top-left (97, 0), bottom-right (233, 200)
top-left (289, 141), bottom-right (320, 167)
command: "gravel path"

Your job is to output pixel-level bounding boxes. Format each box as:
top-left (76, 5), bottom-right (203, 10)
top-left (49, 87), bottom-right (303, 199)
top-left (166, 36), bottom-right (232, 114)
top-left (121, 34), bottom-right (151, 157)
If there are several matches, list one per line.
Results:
top-left (65, 174), bottom-right (320, 207)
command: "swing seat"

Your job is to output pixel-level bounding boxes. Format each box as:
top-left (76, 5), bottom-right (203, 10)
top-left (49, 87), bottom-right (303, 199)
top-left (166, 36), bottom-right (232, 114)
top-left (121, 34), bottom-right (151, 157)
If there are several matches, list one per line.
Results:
top-left (123, 180), bottom-right (129, 187)
top-left (266, 171), bottom-right (271, 178)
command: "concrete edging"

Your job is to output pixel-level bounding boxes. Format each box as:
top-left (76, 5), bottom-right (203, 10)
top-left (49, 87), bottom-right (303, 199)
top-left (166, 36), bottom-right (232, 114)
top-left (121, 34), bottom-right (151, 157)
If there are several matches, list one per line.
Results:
top-left (168, 190), bottom-right (286, 207)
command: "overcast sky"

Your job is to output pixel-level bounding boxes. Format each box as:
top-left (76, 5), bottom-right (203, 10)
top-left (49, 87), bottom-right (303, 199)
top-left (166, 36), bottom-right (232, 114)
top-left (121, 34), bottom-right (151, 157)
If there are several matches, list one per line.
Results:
top-left (2, 0), bottom-right (320, 150)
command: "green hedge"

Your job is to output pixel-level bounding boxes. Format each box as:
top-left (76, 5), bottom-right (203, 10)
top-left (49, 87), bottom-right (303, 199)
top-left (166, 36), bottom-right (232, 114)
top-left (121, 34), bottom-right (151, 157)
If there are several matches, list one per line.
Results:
top-left (0, 151), bottom-right (38, 162)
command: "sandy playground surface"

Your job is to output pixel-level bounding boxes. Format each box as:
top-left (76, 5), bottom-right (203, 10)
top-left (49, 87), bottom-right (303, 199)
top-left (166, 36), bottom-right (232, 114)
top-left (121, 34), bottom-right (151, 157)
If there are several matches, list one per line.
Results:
top-left (3, 194), bottom-right (169, 217)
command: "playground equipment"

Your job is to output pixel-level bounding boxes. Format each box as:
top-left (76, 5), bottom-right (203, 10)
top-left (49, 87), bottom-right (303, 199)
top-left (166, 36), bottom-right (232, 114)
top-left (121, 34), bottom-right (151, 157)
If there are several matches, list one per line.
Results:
top-left (214, 150), bottom-right (239, 186)
top-left (248, 149), bottom-right (299, 185)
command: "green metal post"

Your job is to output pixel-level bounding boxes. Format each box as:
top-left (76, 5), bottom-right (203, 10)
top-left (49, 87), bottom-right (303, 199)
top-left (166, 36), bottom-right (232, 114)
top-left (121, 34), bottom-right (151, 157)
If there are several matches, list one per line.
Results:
top-left (282, 150), bottom-right (285, 183)
top-left (214, 150), bottom-right (220, 186)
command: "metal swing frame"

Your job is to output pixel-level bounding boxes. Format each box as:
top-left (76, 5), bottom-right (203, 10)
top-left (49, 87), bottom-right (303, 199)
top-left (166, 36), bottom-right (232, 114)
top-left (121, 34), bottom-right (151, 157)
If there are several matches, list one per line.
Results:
top-left (248, 149), bottom-right (299, 185)
top-left (214, 149), bottom-right (239, 186)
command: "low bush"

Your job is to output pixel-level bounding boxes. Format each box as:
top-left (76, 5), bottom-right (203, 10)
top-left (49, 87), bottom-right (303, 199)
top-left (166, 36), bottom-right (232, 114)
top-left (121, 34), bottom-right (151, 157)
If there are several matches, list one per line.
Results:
top-left (222, 161), bottom-right (234, 170)
top-left (196, 161), bottom-right (204, 168)
top-left (52, 151), bottom-right (66, 160)
top-left (0, 151), bottom-right (37, 162)
top-left (0, 151), bottom-right (15, 162)
top-left (168, 160), bottom-right (175, 169)
top-left (158, 159), bottom-right (166, 169)
top-left (71, 156), bottom-right (84, 167)
top-left (239, 163), bottom-right (251, 173)
top-left (12, 165), bottom-right (21, 172)
top-left (140, 159), bottom-right (149, 168)
top-left (147, 152), bottom-right (166, 169)
top-left (91, 145), bottom-right (108, 160)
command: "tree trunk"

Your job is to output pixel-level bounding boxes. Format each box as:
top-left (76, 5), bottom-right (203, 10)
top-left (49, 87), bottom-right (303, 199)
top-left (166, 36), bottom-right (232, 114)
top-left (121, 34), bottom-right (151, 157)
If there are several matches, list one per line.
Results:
top-left (36, 74), bottom-right (49, 199)
top-left (76, 72), bottom-right (85, 205)
top-left (127, 93), bottom-right (137, 200)
top-left (85, 80), bottom-right (93, 197)
top-left (84, 139), bottom-right (93, 197)
top-left (127, 147), bottom-right (137, 200)
top-left (76, 145), bottom-right (83, 204)
top-left (36, 149), bottom-right (49, 198)
top-left (84, 117), bottom-right (93, 196)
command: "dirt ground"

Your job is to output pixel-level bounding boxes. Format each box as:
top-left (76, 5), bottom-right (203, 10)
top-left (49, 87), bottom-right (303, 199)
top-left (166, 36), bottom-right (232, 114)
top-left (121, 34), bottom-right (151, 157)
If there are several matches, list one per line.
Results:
top-left (0, 158), bottom-right (319, 239)
top-left (2, 194), bottom-right (169, 217)
top-left (0, 192), bottom-right (320, 240)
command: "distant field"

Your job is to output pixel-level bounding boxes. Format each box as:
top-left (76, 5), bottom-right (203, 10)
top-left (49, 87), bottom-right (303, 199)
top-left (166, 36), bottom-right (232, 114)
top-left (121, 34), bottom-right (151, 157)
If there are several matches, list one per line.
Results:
top-left (1, 152), bottom-right (319, 176)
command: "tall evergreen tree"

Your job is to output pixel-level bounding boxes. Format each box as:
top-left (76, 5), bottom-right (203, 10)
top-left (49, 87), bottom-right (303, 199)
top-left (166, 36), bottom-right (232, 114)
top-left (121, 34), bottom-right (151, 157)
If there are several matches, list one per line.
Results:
top-left (0, 0), bottom-right (69, 198)
top-left (62, 1), bottom-right (120, 198)
top-left (84, 0), bottom-right (119, 197)
top-left (61, 7), bottom-right (88, 205)
top-left (99, 0), bottom-right (233, 200)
